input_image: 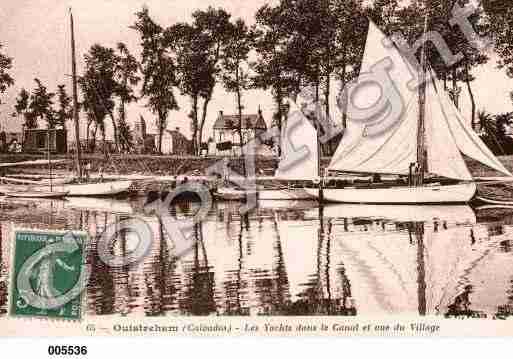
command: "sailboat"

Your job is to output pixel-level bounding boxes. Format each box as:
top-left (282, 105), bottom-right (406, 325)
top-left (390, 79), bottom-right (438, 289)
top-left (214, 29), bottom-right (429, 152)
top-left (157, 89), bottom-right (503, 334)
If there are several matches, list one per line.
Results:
top-left (52, 9), bottom-right (132, 197)
top-left (304, 20), bottom-right (511, 204)
top-left (1, 10), bottom-right (132, 197)
top-left (1, 130), bottom-right (69, 198)
top-left (257, 100), bottom-right (319, 201)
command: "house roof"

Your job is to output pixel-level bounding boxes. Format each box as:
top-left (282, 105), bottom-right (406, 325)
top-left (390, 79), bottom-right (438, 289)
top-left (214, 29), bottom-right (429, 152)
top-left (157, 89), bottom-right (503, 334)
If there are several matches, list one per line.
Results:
top-left (213, 113), bottom-right (267, 130)
top-left (165, 129), bottom-right (189, 140)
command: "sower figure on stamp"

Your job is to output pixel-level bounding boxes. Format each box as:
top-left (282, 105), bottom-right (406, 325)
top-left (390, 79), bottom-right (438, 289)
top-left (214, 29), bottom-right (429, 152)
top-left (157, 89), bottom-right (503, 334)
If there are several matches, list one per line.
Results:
top-left (30, 245), bottom-right (77, 315)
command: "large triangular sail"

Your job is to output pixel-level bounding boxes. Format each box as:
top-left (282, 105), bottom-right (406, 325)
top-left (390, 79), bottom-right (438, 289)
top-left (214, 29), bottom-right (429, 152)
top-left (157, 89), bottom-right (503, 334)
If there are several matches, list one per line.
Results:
top-left (329, 19), bottom-right (511, 180)
top-left (424, 75), bottom-right (473, 181)
top-left (328, 21), bottom-right (420, 175)
top-left (433, 73), bottom-right (512, 177)
top-left (275, 99), bottom-right (319, 181)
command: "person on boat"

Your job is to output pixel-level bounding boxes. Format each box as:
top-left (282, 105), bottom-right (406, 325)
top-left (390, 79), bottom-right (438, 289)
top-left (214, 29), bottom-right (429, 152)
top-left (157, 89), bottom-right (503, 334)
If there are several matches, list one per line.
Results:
top-left (446, 285), bottom-right (473, 317)
top-left (84, 162), bottom-right (92, 180)
top-left (98, 165), bottom-right (104, 182)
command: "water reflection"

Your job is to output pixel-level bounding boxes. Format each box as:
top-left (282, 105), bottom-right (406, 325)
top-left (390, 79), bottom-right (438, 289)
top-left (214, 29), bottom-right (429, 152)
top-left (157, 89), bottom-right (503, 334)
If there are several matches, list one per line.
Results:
top-left (1, 196), bottom-right (513, 318)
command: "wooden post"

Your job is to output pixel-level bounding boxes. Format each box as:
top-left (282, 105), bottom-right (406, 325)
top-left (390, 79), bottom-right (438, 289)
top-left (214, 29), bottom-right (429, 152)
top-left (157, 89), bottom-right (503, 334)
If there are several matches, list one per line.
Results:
top-left (316, 119), bottom-right (324, 203)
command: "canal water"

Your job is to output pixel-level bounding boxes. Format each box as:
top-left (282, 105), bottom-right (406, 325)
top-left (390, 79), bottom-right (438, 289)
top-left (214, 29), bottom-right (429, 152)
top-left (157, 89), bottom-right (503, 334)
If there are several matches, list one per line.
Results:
top-left (1, 196), bottom-right (513, 318)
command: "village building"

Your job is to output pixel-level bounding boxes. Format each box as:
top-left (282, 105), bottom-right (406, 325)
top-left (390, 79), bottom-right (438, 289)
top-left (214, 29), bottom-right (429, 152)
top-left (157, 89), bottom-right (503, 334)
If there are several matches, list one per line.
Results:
top-left (23, 128), bottom-right (67, 154)
top-left (133, 117), bottom-right (156, 154)
top-left (159, 127), bottom-right (194, 155)
top-left (0, 131), bottom-right (23, 153)
top-left (213, 108), bottom-right (268, 155)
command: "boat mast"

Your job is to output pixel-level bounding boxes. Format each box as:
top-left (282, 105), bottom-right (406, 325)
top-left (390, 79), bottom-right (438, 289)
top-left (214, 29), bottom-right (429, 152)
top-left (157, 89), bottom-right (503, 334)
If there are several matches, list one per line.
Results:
top-left (70, 8), bottom-right (83, 179)
top-left (47, 130), bottom-right (53, 192)
top-left (416, 13), bottom-right (429, 186)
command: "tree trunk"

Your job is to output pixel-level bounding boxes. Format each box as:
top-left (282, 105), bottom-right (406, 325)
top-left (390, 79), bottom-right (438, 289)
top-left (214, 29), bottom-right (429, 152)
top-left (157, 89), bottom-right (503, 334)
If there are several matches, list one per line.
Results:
top-left (119, 99), bottom-right (126, 151)
top-left (191, 95), bottom-right (199, 155)
top-left (92, 122), bottom-right (98, 153)
top-left (452, 67), bottom-right (459, 109)
top-left (236, 67), bottom-right (246, 177)
top-left (108, 112), bottom-right (119, 153)
top-left (275, 88), bottom-right (283, 158)
top-left (464, 61), bottom-right (476, 130)
top-left (198, 94), bottom-right (212, 153)
top-left (86, 120), bottom-right (91, 153)
top-left (324, 74), bottom-right (332, 155)
top-left (340, 62), bottom-right (348, 129)
top-left (157, 110), bottom-right (165, 155)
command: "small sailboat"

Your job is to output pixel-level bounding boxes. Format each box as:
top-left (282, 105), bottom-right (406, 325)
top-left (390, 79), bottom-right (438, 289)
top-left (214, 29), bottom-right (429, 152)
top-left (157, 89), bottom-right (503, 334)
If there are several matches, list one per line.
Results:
top-left (1, 131), bottom-right (68, 198)
top-left (1, 10), bottom-right (132, 198)
top-left (57, 9), bottom-right (132, 197)
top-left (258, 101), bottom-right (319, 201)
top-left (304, 20), bottom-right (512, 204)
top-left (3, 189), bottom-right (68, 199)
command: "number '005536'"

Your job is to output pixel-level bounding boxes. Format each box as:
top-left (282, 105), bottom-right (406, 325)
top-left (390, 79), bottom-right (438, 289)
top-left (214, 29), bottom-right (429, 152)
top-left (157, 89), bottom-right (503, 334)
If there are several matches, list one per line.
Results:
top-left (48, 345), bottom-right (88, 356)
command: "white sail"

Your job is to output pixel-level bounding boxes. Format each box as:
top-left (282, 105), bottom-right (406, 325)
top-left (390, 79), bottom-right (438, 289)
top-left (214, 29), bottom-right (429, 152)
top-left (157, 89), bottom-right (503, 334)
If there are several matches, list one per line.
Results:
top-left (425, 76), bottom-right (473, 181)
top-left (328, 21), bottom-right (420, 175)
top-left (329, 20), bottom-right (510, 180)
top-left (434, 74), bottom-right (512, 177)
top-left (275, 99), bottom-right (319, 181)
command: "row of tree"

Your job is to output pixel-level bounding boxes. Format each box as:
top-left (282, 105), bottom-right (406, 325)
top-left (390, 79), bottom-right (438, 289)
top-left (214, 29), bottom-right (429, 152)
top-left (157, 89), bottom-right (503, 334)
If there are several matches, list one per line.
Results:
top-left (12, 80), bottom-right (72, 132)
top-left (1, 0), bottom-right (513, 156)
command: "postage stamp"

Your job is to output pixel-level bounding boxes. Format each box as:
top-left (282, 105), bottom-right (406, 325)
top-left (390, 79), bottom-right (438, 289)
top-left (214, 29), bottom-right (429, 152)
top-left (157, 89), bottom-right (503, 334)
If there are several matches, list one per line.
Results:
top-left (9, 229), bottom-right (88, 321)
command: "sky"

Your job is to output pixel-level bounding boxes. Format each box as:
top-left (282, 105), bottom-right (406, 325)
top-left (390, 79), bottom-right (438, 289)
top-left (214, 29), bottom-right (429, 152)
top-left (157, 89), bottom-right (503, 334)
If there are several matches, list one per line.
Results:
top-left (0, 0), bottom-right (512, 141)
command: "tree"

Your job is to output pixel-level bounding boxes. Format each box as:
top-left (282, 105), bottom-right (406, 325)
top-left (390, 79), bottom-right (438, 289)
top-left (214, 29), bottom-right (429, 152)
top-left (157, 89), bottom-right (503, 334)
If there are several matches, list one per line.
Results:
top-left (253, 3), bottom-right (300, 157)
top-left (483, 0), bottom-right (513, 76)
top-left (478, 109), bottom-right (505, 155)
top-left (167, 7), bottom-right (233, 154)
top-left (0, 43), bottom-right (14, 104)
top-left (79, 69), bottom-right (109, 153)
top-left (252, 0), bottom-right (367, 155)
top-left (55, 84), bottom-right (72, 132)
top-left (81, 44), bottom-right (119, 152)
top-left (221, 19), bottom-right (254, 175)
top-left (166, 22), bottom-right (210, 154)
top-left (115, 42), bottom-right (140, 152)
top-left (131, 7), bottom-right (179, 154)
top-left (13, 88), bottom-right (36, 129)
top-left (29, 78), bottom-right (55, 128)
top-left (391, 0), bottom-right (488, 127)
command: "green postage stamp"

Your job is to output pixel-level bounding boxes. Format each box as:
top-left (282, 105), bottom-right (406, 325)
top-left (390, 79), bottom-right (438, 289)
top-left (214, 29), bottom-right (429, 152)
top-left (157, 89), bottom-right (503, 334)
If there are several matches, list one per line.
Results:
top-left (9, 230), bottom-right (88, 321)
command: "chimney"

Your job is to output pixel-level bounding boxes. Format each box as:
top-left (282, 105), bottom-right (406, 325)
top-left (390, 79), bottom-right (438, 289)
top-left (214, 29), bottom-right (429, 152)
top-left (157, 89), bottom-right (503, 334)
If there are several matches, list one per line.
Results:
top-left (258, 105), bottom-right (262, 117)
top-left (219, 110), bottom-right (223, 118)
top-left (175, 127), bottom-right (180, 132)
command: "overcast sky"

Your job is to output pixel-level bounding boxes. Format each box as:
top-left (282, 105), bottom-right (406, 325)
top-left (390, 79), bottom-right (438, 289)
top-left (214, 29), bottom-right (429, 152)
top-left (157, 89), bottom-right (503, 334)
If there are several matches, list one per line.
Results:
top-left (0, 0), bottom-right (512, 140)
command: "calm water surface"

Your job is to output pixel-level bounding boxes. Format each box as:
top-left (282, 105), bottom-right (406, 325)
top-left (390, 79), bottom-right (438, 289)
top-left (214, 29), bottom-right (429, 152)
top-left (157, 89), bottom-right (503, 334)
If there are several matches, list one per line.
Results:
top-left (1, 196), bottom-right (513, 318)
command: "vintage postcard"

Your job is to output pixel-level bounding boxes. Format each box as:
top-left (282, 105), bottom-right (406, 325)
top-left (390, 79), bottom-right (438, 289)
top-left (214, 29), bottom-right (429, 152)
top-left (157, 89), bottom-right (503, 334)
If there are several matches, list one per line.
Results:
top-left (1, 0), bottom-right (513, 344)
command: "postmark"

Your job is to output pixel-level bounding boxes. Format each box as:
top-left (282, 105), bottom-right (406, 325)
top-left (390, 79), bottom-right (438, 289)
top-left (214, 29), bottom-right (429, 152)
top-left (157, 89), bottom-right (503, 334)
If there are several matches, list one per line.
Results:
top-left (9, 229), bottom-right (88, 321)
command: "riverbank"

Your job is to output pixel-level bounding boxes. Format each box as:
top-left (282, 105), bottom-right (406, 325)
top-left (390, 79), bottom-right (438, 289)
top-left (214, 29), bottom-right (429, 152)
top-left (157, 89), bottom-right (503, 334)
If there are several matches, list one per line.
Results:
top-left (2, 154), bottom-right (513, 197)
top-left (2, 153), bottom-right (513, 178)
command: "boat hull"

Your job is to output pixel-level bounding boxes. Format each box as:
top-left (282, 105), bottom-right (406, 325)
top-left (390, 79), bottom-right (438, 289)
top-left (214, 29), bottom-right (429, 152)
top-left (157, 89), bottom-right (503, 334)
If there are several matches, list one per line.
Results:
top-left (214, 188), bottom-right (258, 201)
top-left (304, 182), bottom-right (477, 204)
top-left (257, 188), bottom-right (314, 200)
top-left (306, 204), bottom-right (476, 224)
top-left (4, 190), bottom-right (68, 199)
top-left (53, 180), bottom-right (133, 196)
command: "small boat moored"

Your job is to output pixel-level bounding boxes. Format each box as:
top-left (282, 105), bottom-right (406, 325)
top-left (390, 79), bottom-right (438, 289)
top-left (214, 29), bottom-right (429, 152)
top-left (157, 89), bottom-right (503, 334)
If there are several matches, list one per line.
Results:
top-left (3, 190), bottom-right (69, 199)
